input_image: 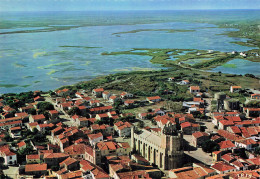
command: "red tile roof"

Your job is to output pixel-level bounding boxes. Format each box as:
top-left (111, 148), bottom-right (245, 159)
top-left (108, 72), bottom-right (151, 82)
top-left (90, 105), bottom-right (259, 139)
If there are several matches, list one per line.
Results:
top-left (44, 153), bottom-right (69, 159)
top-left (211, 161), bottom-right (236, 172)
top-left (217, 130), bottom-right (245, 142)
top-left (147, 96), bottom-right (161, 101)
top-left (60, 157), bottom-right (77, 166)
top-left (224, 116), bottom-right (241, 122)
top-left (15, 112), bottom-right (29, 118)
top-left (96, 113), bottom-right (109, 118)
top-left (3, 106), bottom-right (15, 112)
top-left (247, 158), bottom-right (260, 165)
top-left (181, 122), bottom-right (192, 128)
top-left (229, 126), bottom-right (241, 134)
top-left (64, 144), bottom-right (88, 155)
top-left (251, 93), bottom-right (260, 97)
top-left (10, 126), bottom-right (21, 131)
top-left (61, 170), bottom-right (82, 179)
top-left (231, 86), bottom-right (241, 89)
top-left (218, 140), bottom-right (235, 149)
top-left (219, 120), bottom-right (234, 126)
top-left (25, 163), bottom-right (47, 172)
top-left (117, 170), bottom-right (151, 179)
top-left (192, 131), bottom-right (209, 139)
top-left (221, 153), bottom-right (235, 162)
top-left (26, 154), bottom-right (40, 160)
top-left (32, 114), bottom-right (45, 120)
top-left (238, 139), bottom-right (257, 145)
top-left (0, 145), bottom-right (16, 156)
top-left (190, 86), bottom-right (200, 90)
top-left (49, 110), bottom-right (58, 114)
top-left (93, 88), bottom-right (104, 92)
top-left (109, 96), bottom-right (117, 100)
top-left (17, 141), bottom-right (26, 148)
top-left (88, 132), bottom-right (103, 140)
top-left (96, 141), bottom-right (120, 151)
top-left (89, 106), bottom-right (113, 112)
top-left (124, 100), bottom-right (135, 104)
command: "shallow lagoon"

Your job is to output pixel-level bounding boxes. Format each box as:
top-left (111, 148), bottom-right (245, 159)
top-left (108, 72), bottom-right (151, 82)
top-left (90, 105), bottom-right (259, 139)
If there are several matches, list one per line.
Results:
top-left (0, 18), bottom-right (257, 93)
top-left (210, 59), bottom-right (260, 76)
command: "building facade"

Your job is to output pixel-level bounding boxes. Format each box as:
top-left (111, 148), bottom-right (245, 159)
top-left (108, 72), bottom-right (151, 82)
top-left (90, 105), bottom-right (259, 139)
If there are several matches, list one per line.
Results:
top-left (131, 126), bottom-right (184, 170)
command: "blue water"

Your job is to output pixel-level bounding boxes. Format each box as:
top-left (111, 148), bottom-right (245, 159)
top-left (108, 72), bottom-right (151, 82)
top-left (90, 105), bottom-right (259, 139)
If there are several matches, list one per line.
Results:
top-left (210, 59), bottom-right (260, 76)
top-left (0, 10), bottom-right (259, 93)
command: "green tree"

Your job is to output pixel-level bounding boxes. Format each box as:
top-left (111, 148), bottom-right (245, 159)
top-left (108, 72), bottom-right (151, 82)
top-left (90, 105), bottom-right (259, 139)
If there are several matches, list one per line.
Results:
top-left (33, 133), bottom-right (46, 143)
top-left (67, 107), bottom-right (80, 116)
top-left (4, 133), bottom-right (12, 142)
top-left (51, 165), bottom-right (60, 171)
top-left (137, 121), bottom-right (144, 128)
top-left (28, 108), bottom-right (36, 115)
top-left (255, 147), bottom-right (260, 155)
top-left (32, 128), bottom-right (39, 135)
top-left (147, 108), bottom-right (153, 113)
top-left (0, 157), bottom-right (5, 167)
top-left (164, 101), bottom-right (183, 112)
top-left (18, 143), bottom-right (34, 156)
top-left (113, 101), bottom-right (122, 110)
top-left (202, 140), bottom-right (220, 153)
top-left (37, 102), bottom-right (54, 111)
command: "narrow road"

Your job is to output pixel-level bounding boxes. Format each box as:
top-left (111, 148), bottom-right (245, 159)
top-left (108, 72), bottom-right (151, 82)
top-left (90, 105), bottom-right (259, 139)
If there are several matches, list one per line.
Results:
top-left (44, 95), bottom-right (76, 126)
top-left (204, 98), bottom-right (212, 117)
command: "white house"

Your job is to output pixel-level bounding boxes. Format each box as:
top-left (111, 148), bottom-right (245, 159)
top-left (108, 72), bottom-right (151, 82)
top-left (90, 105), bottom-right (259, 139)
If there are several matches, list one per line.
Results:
top-left (146, 96), bottom-right (161, 103)
top-left (0, 145), bottom-right (17, 165)
top-left (102, 91), bottom-right (111, 100)
top-left (109, 96), bottom-right (120, 104)
top-left (114, 121), bottom-right (132, 137)
top-left (179, 80), bottom-right (189, 85)
top-left (168, 77), bottom-right (175, 81)
top-left (240, 52), bottom-right (247, 57)
top-left (120, 92), bottom-right (134, 99)
top-left (230, 86), bottom-right (242, 93)
top-left (235, 139), bottom-right (257, 150)
top-left (87, 133), bottom-right (103, 146)
top-left (190, 86), bottom-right (200, 94)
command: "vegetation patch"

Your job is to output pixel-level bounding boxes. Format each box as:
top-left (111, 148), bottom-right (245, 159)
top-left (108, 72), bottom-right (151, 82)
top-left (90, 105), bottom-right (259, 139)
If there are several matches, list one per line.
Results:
top-left (222, 64), bottom-right (237, 68)
top-left (59, 45), bottom-right (101, 49)
top-left (112, 29), bottom-right (195, 35)
top-left (0, 84), bottom-right (19, 88)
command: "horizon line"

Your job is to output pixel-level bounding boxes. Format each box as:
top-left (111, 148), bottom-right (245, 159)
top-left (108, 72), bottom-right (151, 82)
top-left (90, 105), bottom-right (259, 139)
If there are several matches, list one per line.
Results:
top-left (1, 8), bottom-right (260, 12)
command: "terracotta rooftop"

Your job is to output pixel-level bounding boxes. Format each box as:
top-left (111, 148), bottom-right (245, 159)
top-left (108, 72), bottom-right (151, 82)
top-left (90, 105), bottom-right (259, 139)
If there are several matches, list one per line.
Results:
top-left (88, 132), bottom-right (103, 140)
top-left (211, 161), bottom-right (236, 172)
top-left (218, 140), bottom-right (236, 149)
top-left (93, 88), bottom-right (104, 92)
top-left (147, 96), bottom-right (161, 101)
top-left (25, 163), bottom-right (47, 172)
top-left (26, 154), bottom-right (40, 160)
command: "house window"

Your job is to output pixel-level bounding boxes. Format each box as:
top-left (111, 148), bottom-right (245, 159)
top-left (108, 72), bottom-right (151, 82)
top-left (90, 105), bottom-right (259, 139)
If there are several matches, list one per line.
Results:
top-left (9, 156), bottom-right (12, 160)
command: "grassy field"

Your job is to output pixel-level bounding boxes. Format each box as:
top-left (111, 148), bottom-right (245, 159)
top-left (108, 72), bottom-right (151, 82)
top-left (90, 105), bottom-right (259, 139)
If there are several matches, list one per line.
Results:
top-left (57, 67), bottom-right (260, 101)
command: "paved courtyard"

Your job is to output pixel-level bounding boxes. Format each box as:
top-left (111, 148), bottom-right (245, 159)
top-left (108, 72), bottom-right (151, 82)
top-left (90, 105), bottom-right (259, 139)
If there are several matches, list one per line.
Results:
top-left (3, 166), bottom-right (19, 178)
top-left (183, 134), bottom-right (213, 165)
